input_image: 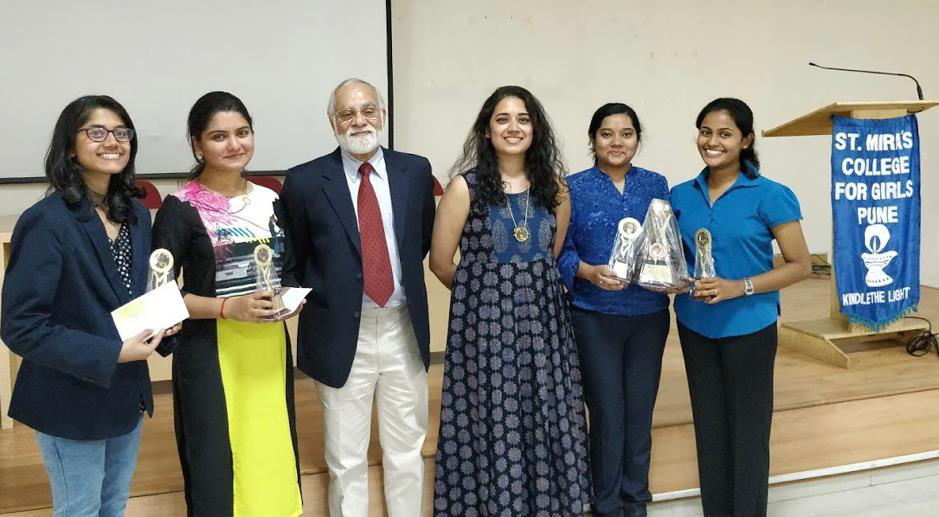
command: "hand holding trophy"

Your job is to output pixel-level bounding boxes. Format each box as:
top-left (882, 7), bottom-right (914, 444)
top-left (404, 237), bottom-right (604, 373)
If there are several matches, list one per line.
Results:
top-left (254, 243), bottom-right (286, 317)
top-left (691, 229), bottom-right (743, 303)
top-left (112, 248), bottom-right (184, 355)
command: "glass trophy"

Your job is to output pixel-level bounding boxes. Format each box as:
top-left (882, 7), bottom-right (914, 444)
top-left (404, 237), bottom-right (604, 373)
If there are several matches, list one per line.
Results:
top-left (607, 217), bottom-right (643, 282)
top-left (636, 199), bottom-right (692, 292)
top-left (694, 228), bottom-right (716, 279)
top-left (147, 248), bottom-right (175, 292)
top-left (253, 243), bottom-right (286, 315)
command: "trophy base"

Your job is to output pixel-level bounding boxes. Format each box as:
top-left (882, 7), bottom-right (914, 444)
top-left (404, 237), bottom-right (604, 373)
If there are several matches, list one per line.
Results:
top-left (637, 265), bottom-right (693, 293)
top-left (640, 265), bottom-right (673, 284)
top-left (610, 261), bottom-right (635, 282)
top-left (270, 293), bottom-right (287, 316)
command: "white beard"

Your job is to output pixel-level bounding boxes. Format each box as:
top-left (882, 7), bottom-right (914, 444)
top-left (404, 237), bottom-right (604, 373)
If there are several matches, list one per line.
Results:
top-left (336, 124), bottom-right (381, 156)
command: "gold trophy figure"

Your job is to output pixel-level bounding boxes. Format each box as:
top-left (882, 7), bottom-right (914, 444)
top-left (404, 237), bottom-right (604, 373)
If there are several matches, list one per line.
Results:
top-left (694, 228), bottom-right (716, 280)
top-left (253, 244), bottom-right (285, 314)
top-left (147, 248), bottom-right (174, 292)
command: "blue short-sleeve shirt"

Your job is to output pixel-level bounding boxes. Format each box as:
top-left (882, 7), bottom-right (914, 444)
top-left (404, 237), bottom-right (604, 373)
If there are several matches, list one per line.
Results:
top-left (558, 165), bottom-right (670, 316)
top-left (671, 165), bottom-right (802, 338)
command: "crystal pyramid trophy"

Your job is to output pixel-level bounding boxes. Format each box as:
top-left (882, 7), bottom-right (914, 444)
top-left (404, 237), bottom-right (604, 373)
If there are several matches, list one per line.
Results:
top-left (607, 217), bottom-right (643, 282)
top-left (147, 248), bottom-right (175, 292)
top-left (636, 199), bottom-right (692, 292)
top-left (254, 243), bottom-right (286, 314)
top-left (694, 228), bottom-right (716, 280)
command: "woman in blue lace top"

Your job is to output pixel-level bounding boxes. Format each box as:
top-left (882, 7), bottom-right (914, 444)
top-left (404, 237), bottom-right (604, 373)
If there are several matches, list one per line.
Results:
top-left (557, 102), bottom-right (670, 517)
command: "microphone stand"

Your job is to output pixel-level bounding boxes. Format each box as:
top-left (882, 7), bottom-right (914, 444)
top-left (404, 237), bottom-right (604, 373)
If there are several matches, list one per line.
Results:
top-left (808, 62), bottom-right (925, 100)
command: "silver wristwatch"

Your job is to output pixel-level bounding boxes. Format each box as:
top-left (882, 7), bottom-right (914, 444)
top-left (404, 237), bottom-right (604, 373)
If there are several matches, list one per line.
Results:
top-left (743, 277), bottom-right (755, 296)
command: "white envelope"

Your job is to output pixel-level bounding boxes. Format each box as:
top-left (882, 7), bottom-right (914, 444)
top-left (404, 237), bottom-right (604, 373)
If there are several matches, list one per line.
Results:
top-left (272, 287), bottom-right (311, 318)
top-left (111, 281), bottom-right (190, 341)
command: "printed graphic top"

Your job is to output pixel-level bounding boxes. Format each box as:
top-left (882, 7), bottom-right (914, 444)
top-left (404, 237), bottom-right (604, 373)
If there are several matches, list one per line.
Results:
top-left (172, 180), bottom-right (284, 298)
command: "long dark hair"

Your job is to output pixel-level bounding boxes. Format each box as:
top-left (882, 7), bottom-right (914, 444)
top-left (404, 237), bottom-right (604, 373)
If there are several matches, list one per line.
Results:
top-left (588, 102), bottom-right (642, 164)
top-left (695, 97), bottom-right (760, 178)
top-left (45, 95), bottom-right (142, 224)
top-left (187, 91), bottom-right (253, 179)
top-left (450, 85), bottom-right (565, 211)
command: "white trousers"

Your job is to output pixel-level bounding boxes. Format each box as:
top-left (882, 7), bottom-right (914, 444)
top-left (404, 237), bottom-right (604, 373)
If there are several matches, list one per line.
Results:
top-left (317, 305), bottom-right (428, 517)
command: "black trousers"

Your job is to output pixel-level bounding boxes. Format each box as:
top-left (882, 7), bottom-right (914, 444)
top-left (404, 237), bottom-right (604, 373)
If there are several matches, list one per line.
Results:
top-left (571, 308), bottom-right (670, 517)
top-left (677, 321), bottom-right (778, 517)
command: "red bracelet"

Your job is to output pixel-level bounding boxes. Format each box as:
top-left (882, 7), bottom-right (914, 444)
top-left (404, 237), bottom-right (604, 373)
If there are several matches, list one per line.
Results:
top-left (219, 298), bottom-right (228, 319)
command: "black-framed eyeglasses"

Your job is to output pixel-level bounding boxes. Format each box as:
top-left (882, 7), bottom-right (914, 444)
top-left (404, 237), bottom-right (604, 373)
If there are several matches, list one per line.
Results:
top-left (76, 126), bottom-right (135, 142)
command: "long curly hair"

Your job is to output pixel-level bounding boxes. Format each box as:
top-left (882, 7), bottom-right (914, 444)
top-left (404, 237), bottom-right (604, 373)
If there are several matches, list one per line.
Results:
top-left (449, 85), bottom-right (565, 211)
top-left (45, 95), bottom-right (143, 224)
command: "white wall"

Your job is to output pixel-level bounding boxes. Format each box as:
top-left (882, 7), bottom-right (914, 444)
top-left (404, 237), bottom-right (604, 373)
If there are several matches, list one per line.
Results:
top-left (391, 0), bottom-right (939, 286)
top-left (0, 0), bottom-right (387, 178)
top-left (1, 1), bottom-right (936, 285)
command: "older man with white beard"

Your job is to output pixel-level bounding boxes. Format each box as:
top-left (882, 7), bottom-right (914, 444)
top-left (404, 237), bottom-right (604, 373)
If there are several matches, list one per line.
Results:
top-left (278, 78), bottom-right (436, 516)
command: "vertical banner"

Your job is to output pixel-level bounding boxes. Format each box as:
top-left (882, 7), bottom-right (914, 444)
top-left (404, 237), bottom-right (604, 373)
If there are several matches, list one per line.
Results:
top-left (831, 115), bottom-right (920, 329)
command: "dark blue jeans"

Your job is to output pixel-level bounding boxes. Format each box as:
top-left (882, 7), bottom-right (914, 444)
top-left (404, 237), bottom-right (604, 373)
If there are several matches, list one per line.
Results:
top-left (571, 308), bottom-right (670, 517)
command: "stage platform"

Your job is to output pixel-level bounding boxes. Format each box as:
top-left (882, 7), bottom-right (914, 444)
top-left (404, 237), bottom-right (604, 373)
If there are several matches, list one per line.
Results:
top-left (2, 278), bottom-right (939, 515)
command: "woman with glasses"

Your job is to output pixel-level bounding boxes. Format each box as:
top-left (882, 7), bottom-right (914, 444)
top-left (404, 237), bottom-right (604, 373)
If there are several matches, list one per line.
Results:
top-left (1, 95), bottom-right (176, 516)
top-left (557, 103), bottom-right (670, 517)
top-left (151, 91), bottom-right (303, 516)
top-left (430, 85), bottom-right (591, 516)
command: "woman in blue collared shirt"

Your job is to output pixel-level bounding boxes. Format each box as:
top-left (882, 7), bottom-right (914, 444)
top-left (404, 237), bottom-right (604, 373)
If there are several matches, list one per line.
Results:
top-left (558, 103), bottom-right (670, 517)
top-left (670, 98), bottom-right (811, 517)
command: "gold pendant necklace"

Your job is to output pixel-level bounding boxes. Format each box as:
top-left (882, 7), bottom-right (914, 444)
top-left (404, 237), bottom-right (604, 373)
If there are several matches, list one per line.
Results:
top-left (505, 189), bottom-right (531, 242)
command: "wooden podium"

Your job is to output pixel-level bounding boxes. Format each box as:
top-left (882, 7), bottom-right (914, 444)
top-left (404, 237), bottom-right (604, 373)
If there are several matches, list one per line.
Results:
top-left (764, 101), bottom-right (937, 368)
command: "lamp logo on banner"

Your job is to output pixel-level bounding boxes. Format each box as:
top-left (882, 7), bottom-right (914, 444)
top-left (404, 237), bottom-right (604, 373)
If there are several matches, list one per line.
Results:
top-left (831, 114), bottom-right (920, 329)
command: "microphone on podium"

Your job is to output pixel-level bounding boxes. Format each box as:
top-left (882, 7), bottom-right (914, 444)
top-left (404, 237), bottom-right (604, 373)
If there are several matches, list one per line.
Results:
top-left (808, 62), bottom-right (925, 100)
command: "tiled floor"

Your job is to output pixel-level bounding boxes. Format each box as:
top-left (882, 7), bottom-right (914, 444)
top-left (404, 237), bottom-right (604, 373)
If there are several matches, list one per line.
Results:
top-left (646, 460), bottom-right (939, 517)
top-left (766, 476), bottom-right (939, 517)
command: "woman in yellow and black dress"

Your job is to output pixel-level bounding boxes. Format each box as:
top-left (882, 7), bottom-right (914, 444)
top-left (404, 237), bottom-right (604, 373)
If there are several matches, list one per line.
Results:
top-left (152, 91), bottom-right (302, 516)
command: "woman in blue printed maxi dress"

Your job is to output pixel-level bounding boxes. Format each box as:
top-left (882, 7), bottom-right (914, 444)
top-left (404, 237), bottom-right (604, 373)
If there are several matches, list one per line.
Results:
top-left (430, 85), bottom-right (591, 517)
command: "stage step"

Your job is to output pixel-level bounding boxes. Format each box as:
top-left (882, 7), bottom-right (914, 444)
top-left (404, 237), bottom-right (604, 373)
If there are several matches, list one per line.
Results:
top-left (4, 387), bottom-right (939, 515)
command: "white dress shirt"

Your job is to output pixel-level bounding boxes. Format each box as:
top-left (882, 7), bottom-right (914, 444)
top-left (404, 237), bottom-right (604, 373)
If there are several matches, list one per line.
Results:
top-left (341, 148), bottom-right (406, 308)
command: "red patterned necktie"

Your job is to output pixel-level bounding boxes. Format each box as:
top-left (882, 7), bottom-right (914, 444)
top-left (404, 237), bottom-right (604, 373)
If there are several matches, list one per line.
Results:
top-left (357, 162), bottom-right (394, 307)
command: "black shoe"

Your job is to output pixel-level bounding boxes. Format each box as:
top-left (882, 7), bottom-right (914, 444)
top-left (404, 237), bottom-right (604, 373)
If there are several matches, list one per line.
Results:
top-left (622, 502), bottom-right (647, 517)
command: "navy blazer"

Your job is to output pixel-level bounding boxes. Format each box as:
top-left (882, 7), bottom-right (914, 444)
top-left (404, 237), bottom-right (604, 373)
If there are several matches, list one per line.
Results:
top-left (1, 193), bottom-right (153, 440)
top-left (279, 147), bottom-right (436, 387)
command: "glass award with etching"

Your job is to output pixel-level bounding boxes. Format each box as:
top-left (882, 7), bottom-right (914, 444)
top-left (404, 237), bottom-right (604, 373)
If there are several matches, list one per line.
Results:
top-left (636, 199), bottom-right (692, 293)
top-left (694, 228), bottom-right (716, 280)
top-left (147, 248), bottom-right (175, 292)
top-left (607, 217), bottom-right (643, 283)
top-left (254, 243), bottom-right (286, 315)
